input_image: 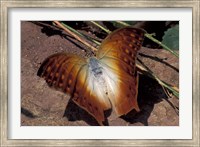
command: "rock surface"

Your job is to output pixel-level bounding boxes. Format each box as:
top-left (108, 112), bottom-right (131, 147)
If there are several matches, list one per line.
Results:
top-left (21, 21), bottom-right (179, 126)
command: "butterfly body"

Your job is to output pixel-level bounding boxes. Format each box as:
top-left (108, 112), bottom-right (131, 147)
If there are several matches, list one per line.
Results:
top-left (37, 27), bottom-right (145, 125)
top-left (89, 57), bottom-right (103, 78)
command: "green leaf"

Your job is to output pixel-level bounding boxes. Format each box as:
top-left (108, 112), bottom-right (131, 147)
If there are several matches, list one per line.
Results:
top-left (162, 25), bottom-right (179, 50)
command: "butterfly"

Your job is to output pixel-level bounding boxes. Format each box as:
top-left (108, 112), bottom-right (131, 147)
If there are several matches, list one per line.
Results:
top-left (37, 27), bottom-right (145, 125)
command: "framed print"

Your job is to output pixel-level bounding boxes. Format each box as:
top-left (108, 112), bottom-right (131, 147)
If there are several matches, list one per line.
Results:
top-left (0, 0), bottom-right (199, 146)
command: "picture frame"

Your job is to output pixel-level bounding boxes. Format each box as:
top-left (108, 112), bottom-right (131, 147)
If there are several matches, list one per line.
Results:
top-left (0, 0), bottom-right (199, 146)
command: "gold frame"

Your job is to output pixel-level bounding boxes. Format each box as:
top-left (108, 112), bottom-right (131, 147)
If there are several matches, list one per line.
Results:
top-left (1, 0), bottom-right (199, 146)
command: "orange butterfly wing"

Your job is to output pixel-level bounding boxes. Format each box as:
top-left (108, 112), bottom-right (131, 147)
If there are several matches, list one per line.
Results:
top-left (37, 53), bottom-right (111, 125)
top-left (96, 27), bottom-right (145, 116)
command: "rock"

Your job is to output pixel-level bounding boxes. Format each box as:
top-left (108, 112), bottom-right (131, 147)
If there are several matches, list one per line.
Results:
top-left (138, 47), bottom-right (179, 87)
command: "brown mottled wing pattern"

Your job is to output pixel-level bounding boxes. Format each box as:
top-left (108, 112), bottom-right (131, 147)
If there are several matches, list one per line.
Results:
top-left (37, 53), bottom-right (110, 125)
top-left (97, 27), bottom-right (145, 116)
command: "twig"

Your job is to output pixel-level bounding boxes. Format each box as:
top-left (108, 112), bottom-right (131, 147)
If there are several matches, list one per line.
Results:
top-left (90, 21), bottom-right (111, 34)
top-left (116, 21), bottom-right (129, 26)
top-left (53, 21), bottom-right (98, 52)
top-left (61, 22), bottom-right (101, 46)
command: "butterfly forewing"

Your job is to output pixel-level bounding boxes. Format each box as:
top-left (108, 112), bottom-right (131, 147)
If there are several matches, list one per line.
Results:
top-left (37, 53), bottom-right (87, 95)
top-left (96, 27), bottom-right (145, 116)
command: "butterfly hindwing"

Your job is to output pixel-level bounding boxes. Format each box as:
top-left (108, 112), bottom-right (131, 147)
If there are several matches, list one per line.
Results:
top-left (72, 64), bottom-right (111, 125)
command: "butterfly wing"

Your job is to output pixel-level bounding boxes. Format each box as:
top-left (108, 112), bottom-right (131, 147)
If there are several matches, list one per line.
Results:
top-left (96, 27), bottom-right (145, 116)
top-left (37, 53), bottom-right (111, 125)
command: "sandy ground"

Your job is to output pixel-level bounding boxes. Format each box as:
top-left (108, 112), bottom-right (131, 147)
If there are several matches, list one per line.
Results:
top-left (21, 21), bottom-right (179, 126)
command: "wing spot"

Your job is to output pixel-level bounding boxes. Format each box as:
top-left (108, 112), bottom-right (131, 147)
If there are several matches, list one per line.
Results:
top-left (124, 57), bottom-right (129, 63)
top-left (56, 63), bottom-right (59, 67)
top-left (125, 49), bottom-right (130, 54)
top-left (55, 72), bottom-right (59, 78)
top-left (129, 43), bottom-right (133, 47)
top-left (139, 37), bottom-right (143, 41)
top-left (47, 66), bottom-right (51, 72)
top-left (130, 33), bottom-right (135, 37)
top-left (132, 39), bottom-right (136, 43)
top-left (61, 75), bottom-right (65, 80)
top-left (68, 79), bottom-right (72, 85)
